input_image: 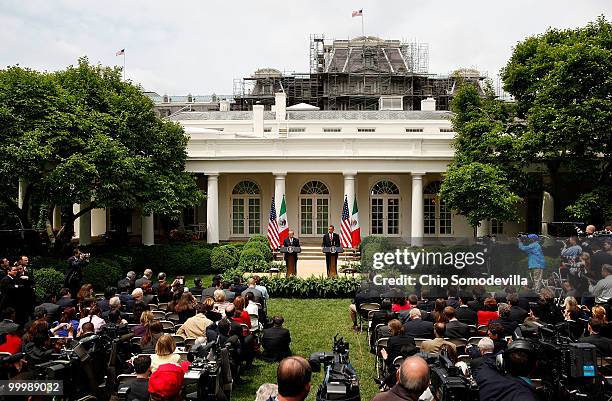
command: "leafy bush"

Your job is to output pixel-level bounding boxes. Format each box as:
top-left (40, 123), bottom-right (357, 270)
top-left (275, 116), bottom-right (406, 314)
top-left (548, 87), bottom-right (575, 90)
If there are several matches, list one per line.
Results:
top-left (33, 268), bottom-right (66, 300)
top-left (221, 266), bottom-right (245, 282)
top-left (189, 246), bottom-right (213, 274)
top-left (258, 275), bottom-right (362, 298)
top-left (211, 245), bottom-right (239, 272)
top-left (30, 256), bottom-right (66, 272)
top-left (361, 236), bottom-right (393, 271)
top-left (238, 247), bottom-right (270, 272)
top-left (247, 234), bottom-right (269, 244)
top-left (242, 240), bottom-right (273, 262)
top-left (83, 258), bottom-right (123, 291)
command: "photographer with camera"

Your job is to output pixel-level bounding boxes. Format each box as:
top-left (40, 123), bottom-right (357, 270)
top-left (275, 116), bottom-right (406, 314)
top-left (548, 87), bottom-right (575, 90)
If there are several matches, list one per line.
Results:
top-left (65, 248), bottom-right (90, 299)
top-left (473, 339), bottom-right (539, 401)
top-left (518, 234), bottom-right (546, 292)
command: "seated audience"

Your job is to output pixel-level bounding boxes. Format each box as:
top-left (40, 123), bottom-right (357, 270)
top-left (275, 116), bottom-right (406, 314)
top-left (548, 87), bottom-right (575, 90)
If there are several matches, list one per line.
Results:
top-left (232, 295), bottom-right (251, 329)
top-left (202, 296), bottom-right (222, 322)
top-left (506, 293), bottom-right (528, 324)
top-left (477, 298), bottom-right (499, 327)
top-left (213, 290), bottom-right (231, 317)
top-left (275, 356), bottom-right (312, 401)
top-left (127, 355), bottom-right (151, 401)
top-left (150, 334), bottom-right (181, 373)
top-left (487, 322), bottom-right (508, 354)
top-left (133, 310), bottom-right (154, 336)
top-left (380, 319), bottom-right (417, 364)
top-left (262, 316), bottom-right (292, 362)
top-left (50, 307), bottom-right (78, 338)
top-left (173, 292), bottom-right (196, 324)
top-left (420, 323), bottom-right (457, 354)
top-left (0, 307), bottom-right (22, 354)
top-left (78, 305), bottom-right (105, 334)
top-left (371, 356), bottom-right (430, 401)
top-left (444, 306), bottom-right (471, 339)
top-left (455, 295), bottom-right (478, 326)
top-left (579, 318), bottom-right (612, 356)
top-left (489, 303), bottom-right (518, 336)
top-left (403, 308), bottom-right (434, 339)
top-left (176, 303), bottom-right (213, 339)
top-left (140, 321), bottom-right (164, 354)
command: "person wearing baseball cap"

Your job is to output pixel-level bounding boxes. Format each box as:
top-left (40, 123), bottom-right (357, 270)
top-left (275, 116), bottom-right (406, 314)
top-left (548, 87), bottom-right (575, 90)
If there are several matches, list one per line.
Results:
top-left (518, 234), bottom-right (545, 291)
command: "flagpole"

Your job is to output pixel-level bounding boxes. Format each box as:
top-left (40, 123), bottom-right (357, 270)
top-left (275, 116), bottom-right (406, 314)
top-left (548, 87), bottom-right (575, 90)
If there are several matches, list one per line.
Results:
top-left (361, 13), bottom-right (365, 38)
top-left (123, 52), bottom-right (126, 81)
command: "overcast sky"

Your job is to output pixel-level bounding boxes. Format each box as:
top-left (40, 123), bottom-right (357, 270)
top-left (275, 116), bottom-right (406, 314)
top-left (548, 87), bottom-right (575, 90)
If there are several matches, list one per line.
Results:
top-left (1, 1), bottom-right (609, 95)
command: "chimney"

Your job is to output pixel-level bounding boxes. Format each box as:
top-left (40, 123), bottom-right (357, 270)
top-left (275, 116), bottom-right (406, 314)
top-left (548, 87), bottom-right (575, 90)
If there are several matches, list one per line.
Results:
top-left (274, 91), bottom-right (286, 121)
top-left (253, 104), bottom-right (264, 136)
top-left (219, 100), bottom-right (230, 112)
top-left (421, 97), bottom-right (436, 111)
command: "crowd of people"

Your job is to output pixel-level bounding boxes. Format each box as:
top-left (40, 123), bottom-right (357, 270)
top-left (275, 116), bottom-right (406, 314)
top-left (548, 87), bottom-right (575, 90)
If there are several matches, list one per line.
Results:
top-left (0, 250), bottom-right (293, 401)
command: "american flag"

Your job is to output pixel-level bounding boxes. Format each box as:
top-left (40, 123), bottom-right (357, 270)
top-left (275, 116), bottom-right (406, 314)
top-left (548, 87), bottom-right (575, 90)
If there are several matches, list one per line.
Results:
top-left (352, 9), bottom-right (363, 17)
top-left (116, 49), bottom-right (125, 56)
top-left (340, 196), bottom-right (352, 248)
top-left (267, 197), bottom-right (280, 250)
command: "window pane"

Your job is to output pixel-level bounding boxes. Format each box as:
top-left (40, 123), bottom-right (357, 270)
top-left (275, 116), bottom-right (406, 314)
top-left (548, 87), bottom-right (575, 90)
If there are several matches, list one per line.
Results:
top-left (300, 199), bottom-right (313, 235)
top-left (424, 197), bottom-right (436, 235)
top-left (316, 199), bottom-right (329, 235)
top-left (248, 198), bottom-right (261, 235)
top-left (439, 199), bottom-right (452, 235)
top-left (232, 198), bottom-right (244, 235)
top-left (371, 198), bottom-right (383, 235)
top-left (388, 198), bottom-right (399, 235)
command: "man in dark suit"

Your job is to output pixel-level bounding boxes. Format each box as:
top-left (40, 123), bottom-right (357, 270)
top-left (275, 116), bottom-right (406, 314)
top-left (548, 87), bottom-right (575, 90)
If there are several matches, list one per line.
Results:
top-left (455, 296), bottom-right (478, 326)
top-left (507, 293), bottom-right (528, 324)
top-left (261, 316), bottom-right (292, 362)
top-left (403, 308), bottom-right (434, 338)
top-left (444, 307), bottom-right (471, 339)
top-left (0, 265), bottom-right (29, 324)
top-left (322, 225), bottom-right (341, 276)
top-left (579, 318), bottom-right (612, 357)
top-left (283, 230), bottom-right (300, 273)
top-left (56, 288), bottom-right (76, 311)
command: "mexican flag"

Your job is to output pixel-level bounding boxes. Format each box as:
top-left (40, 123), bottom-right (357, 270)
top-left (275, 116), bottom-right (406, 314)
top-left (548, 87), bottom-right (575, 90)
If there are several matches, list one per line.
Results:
top-left (278, 195), bottom-right (289, 244)
top-left (351, 197), bottom-right (361, 248)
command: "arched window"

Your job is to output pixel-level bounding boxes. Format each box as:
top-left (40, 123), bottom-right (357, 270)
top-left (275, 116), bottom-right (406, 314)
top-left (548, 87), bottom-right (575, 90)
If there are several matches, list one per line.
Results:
top-left (231, 180), bottom-right (261, 236)
top-left (299, 181), bottom-right (329, 236)
top-left (370, 180), bottom-right (400, 235)
top-left (423, 181), bottom-right (452, 235)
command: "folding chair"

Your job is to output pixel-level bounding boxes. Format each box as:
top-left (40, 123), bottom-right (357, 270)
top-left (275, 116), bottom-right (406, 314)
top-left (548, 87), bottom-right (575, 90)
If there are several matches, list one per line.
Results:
top-left (467, 324), bottom-right (478, 336)
top-left (156, 303), bottom-right (168, 311)
top-left (165, 313), bottom-right (180, 323)
top-left (151, 310), bottom-right (166, 320)
top-left (374, 337), bottom-right (389, 380)
top-left (358, 303), bottom-right (380, 332)
top-left (130, 336), bottom-right (142, 345)
top-left (392, 356), bottom-right (404, 368)
top-left (467, 336), bottom-right (485, 346)
top-left (414, 338), bottom-right (429, 349)
top-left (447, 338), bottom-right (468, 354)
top-left (184, 337), bottom-right (197, 351)
top-left (477, 325), bottom-right (488, 335)
top-left (172, 334), bottom-right (185, 346)
top-left (116, 374), bottom-right (138, 400)
top-left (159, 320), bottom-right (175, 332)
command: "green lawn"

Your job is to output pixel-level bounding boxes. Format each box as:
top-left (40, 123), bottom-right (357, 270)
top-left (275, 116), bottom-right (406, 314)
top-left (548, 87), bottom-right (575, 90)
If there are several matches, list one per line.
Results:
top-left (182, 276), bottom-right (378, 401)
top-left (232, 299), bottom-right (378, 401)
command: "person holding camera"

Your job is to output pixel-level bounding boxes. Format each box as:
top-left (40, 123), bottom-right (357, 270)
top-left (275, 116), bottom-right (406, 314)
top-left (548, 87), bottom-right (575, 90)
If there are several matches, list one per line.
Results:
top-left (65, 248), bottom-right (89, 299)
top-left (518, 234), bottom-right (546, 292)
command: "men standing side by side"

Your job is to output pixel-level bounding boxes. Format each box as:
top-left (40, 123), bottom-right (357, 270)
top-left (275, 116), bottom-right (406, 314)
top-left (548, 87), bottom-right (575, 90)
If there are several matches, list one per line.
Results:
top-left (322, 225), bottom-right (341, 276)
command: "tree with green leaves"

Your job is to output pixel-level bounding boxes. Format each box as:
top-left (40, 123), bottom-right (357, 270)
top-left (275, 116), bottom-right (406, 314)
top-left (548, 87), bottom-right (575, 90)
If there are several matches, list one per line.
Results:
top-left (0, 58), bottom-right (203, 252)
top-left (441, 16), bottom-right (612, 229)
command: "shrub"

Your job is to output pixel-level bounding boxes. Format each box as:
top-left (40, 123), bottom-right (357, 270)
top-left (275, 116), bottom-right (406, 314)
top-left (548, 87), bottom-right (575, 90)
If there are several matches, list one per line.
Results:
top-left (83, 258), bottom-right (122, 291)
top-left (189, 246), bottom-right (213, 275)
top-left (361, 237), bottom-right (392, 271)
top-left (221, 266), bottom-right (245, 282)
top-left (257, 275), bottom-right (362, 298)
top-left (238, 248), bottom-right (270, 272)
top-left (247, 234), bottom-right (269, 244)
top-left (211, 245), bottom-right (239, 272)
top-left (30, 256), bottom-right (66, 272)
top-left (33, 268), bottom-right (66, 300)
top-left (242, 240), bottom-right (273, 262)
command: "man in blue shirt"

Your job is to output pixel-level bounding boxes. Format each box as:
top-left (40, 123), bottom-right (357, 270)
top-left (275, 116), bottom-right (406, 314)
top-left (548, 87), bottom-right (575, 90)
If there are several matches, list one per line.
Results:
top-left (518, 234), bottom-right (546, 291)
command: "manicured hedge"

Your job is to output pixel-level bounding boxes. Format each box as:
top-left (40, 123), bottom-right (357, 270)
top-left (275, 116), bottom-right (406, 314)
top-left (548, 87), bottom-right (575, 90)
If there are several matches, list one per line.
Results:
top-left (238, 247), bottom-right (270, 272)
top-left (33, 268), bottom-right (66, 300)
top-left (257, 275), bottom-right (362, 298)
top-left (83, 258), bottom-right (123, 291)
top-left (242, 240), bottom-right (273, 262)
top-left (211, 244), bottom-right (239, 272)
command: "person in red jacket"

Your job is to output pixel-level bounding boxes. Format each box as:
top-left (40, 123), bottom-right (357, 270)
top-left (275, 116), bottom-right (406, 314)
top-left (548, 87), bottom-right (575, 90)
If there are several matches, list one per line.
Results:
top-left (477, 297), bottom-right (499, 327)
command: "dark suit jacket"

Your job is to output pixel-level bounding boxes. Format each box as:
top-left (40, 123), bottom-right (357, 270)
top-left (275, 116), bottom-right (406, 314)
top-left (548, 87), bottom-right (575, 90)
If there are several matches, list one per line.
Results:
top-left (261, 326), bottom-right (292, 361)
top-left (508, 306), bottom-right (528, 324)
top-left (579, 334), bottom-right (612, 357)
top-left (455, 305), bottom-right (478, 326)
top-left (490, 318), bottom-right (518, 337)
top-left (445, 320), bottom-right (470, 339)
top-left (282, 237), bottom-right (300, 261)
top-left (322, 232), bottom-right (341, 248)
top-left (403, 318), bottom-right (433, 339)
top-left (386, 334), bottom-right (417, 362)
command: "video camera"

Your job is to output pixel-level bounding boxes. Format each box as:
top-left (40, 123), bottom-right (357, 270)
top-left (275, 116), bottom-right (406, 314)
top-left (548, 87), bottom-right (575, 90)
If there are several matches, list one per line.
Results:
top-left (424, 350), bottom-right (478, 401)
top-left (309, 334), bottom-right (360, 401)
top-left (183, 339), bottom-right (231, 401)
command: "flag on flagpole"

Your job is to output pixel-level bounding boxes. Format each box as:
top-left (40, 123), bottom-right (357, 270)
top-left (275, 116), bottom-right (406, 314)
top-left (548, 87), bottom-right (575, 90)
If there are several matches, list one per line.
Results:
top-left (267, 197), bottom-right (280, 250)
top-left (351, 9), bottom-right (363, 17)
top-left (351, 197), bottom-right (361, 248)
top-left (340, 196), bottom-right (352, 248)
top-left (116, 49), bottom-right (125, 56)
top-left (278, 195), bottom-right (289, 245)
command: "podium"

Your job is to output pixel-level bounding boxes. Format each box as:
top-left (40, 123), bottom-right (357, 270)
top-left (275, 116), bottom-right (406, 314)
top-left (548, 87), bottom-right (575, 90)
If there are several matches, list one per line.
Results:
top-left (322, 246), bottom-right (344, 277)
top-left (279, 246), bottom-right (301, 276)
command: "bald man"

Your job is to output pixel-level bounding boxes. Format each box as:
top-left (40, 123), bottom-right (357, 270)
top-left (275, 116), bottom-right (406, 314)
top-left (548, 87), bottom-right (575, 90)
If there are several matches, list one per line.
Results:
top-left (277, 356), bottom-right (312, 401)
top-left (370, 356), bottom-right (430, 401)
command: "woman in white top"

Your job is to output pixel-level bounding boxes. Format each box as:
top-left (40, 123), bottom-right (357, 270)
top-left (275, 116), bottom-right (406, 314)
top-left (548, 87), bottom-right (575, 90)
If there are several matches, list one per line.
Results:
top-left (244, 291), bottom-right (260, 330)
top-left (77, 305), bottom-right (105, 335)
top-left (213, 289), bottom-right (230, 317)
top-left (150, 334), bottom-right (181, 372)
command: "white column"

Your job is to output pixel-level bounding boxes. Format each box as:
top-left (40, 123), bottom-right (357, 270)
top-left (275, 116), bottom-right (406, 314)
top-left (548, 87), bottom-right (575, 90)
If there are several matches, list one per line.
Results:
top-left (142, 213), bottom-right (154, 246)
top-left (541, 191), bottom-right (554, 235)
top-left (53, 207), bottom-right (62, 230)
top-left (411, 173), bottom-right (425, 247)
top-left (476, 220), bottom-right (490, 237)
top-left (206, 174), bottom-right (219, 244)
top-left (78, 202), bottom-right (92, 246)
top-left (18, 178), bottom-right (27, 209)
top-left (274, 173), bottom-right (286, 214)
top-left (343, 172), bottom-right (356, 211)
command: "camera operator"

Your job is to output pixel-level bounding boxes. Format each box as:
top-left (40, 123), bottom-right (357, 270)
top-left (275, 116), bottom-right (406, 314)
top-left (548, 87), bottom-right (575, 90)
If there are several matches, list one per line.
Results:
top-left (127, 355), bottom-right (152, 401)
top-left (518, 234), bottom-right (546, 292)
top-left (473, 339), bottom-right (539, 401)
top-left (370, 356), bottom-right (430, 401)
top-left (275, 356), bottom-right (312, 401)
top-left (65, 248), bottom-right (90, 299)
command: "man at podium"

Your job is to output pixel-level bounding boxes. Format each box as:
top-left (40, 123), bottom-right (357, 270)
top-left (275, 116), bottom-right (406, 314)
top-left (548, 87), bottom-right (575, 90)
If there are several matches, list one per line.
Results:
top-left (322, 225), bottom-right (341, 276)
top-left (282, 230), bottom-right (300, 274)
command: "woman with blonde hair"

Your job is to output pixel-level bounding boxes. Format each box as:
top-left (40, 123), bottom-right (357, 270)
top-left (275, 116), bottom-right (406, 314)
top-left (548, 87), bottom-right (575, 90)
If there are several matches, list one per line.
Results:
top-left (213, 289), bottom-right (230, 316)
top-left (592, 305), bottom-right (608, 322)
top-left (133, 310), bottom-right (154, 337)
top-left (150, 334), bottom-right (180, 372)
